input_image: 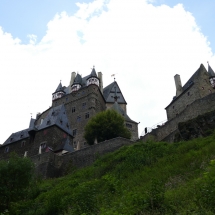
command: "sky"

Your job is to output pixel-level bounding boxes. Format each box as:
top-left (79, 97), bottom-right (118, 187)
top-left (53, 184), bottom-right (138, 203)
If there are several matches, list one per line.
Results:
top-left (0, 0), bottom-right (215, 144)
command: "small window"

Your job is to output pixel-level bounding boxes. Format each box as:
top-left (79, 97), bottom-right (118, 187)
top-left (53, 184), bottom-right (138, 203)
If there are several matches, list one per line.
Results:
top-left (77, 116), bottom-right (81, 122)
top-left (84, 142), bottom-right (87, 145)
top-left (82, 102), bottom-right (86, 109)
top-left (47, 120), bottom-right (50, 125)
top-left (40, 142), bottom-right (46, 149)
top-left (60, 119), bottom-right (63, 124)
top-left (126, 123), bottom-right (132, 129)
top-left (4, 147), bottom-right (9, 153)
top-left (72, 107), bottom-right (76, 113)
top-left (85, 112), bottom-right (89, 119)
top-left (73, 141), bottom-right (76, 147)
top-left (10, 138), bottom-right (13, 142)
top-left (73, 129), bottom-right (77, 136)
top-left (209, 89), bottom-right (212, 93)
top-left (187, 92), bottom-right (190, 96)
top-left (21, 141), bottom-right (26, 147)
top-left (20, 134), bottom-right (23, 138)
top-left (172, 106), bottom-right (174, 109)
top-left (202, 87), bottom-right (204, 90)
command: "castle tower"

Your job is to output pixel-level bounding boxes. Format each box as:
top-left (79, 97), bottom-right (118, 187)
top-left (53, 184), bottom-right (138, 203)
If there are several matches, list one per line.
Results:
top-left (86, 66), bottom-right (100, 87)
top-left (208, 62), bottom-right (215, 88)
top-left (52, 82), bottom-right (66, 101)
top-left (71, 73), bottom-right (82, 93)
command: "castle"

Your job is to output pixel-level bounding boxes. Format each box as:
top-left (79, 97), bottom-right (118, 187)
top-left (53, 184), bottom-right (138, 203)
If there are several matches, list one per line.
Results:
top-left (0, 67), bottom-right (138, 159)
top-left (141, 63), bottom-right (215, 142)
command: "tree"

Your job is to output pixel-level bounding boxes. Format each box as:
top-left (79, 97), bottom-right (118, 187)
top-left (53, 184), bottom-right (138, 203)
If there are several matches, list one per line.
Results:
top-left (0, 153), bottom-right (34, 211)
top-left (84, 109), bottom-right (131, 145)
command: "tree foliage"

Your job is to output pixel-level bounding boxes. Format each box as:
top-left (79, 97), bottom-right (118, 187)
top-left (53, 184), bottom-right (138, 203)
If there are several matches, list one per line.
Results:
top-left (0, 153), bottom-right (34, 211)
top-left (84, 109), bottom-right (131, 145)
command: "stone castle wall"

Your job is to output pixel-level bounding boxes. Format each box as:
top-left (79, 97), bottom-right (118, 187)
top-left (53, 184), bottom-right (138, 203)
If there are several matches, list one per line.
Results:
top-left (166, 66), bottom-right (212, 121)
top-left (141, 92), bottom-right (215, 142)
top-left (31, 137), bottom-right (135, 178)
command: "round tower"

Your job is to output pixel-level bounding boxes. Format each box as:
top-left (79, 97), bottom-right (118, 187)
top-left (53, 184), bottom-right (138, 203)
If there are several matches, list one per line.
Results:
top-left (71, 73), bottom-right (82, 93)
top-left (86, 66), bottom-right (100, 87)
top-left (52, 82), bottom-right (65, 101)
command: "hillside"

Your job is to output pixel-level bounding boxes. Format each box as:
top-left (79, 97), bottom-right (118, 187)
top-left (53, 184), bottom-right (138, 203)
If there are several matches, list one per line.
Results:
top-left (8, 133), bottom-right (215, 214)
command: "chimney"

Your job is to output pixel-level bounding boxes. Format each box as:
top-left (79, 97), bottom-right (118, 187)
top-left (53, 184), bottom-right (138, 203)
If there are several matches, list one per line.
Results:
top-left (174, 74), bottom-right (183, 96)
top-left (98, 72), bottom-right (103, 94)
top-left (69, 72), bottom-right (76, 93)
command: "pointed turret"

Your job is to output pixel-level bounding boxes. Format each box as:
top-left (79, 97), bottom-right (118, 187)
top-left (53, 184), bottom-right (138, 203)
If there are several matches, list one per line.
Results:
top-left (71, 73), bottom-right (82, 92)
top-left (87, 66), bottom-right (100, 87)
top-left (208, 62), bottom-right (215, 88)
top-left (52, 81), bottom-right (66, 101)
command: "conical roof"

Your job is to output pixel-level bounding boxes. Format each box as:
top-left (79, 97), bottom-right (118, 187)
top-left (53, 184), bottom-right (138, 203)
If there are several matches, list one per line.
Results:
top-left (54, 82), bottom-right (65, 93)
top-left (87, 66), bottom-right (98, 80)
top-left (208, 63), bottom-right (215, 77)
top-left (73, 73), bottom-right (82, 85)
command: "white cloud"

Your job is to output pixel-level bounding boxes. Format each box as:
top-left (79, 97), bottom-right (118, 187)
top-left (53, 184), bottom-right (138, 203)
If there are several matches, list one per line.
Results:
top-left (0, 0), bottom-right (214, 144)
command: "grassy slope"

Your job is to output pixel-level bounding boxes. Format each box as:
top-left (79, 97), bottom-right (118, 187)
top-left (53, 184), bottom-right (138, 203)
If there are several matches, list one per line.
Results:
top-left (11, 133), bottom-right (215, 215)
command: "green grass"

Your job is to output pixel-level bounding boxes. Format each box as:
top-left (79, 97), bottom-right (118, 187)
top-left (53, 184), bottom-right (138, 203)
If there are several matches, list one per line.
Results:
top-left (9, 132), bottom-right (215, 214)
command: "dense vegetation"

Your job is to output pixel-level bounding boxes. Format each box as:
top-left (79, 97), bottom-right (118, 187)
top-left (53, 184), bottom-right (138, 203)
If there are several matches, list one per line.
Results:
top-left (84, 109), bottom-right (131, 145)
top-left (2, 132), bottom-right (215, 214)
top-left (0, 154), bottom-right (34, 213)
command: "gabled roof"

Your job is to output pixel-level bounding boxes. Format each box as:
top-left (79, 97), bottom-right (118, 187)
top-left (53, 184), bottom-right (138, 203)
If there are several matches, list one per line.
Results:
top-left (3, 128), bottom-right (29, 145)
top-left (36, 104), bottom-right (73, 136)
top-left (208, 63), bottom-right (215, 77)
top-left (54, 137), bottom-right (74, 153)
top-left (103, 81), bottom-right (127, 104)
top-left (111, 102), bottom-right (137, 124)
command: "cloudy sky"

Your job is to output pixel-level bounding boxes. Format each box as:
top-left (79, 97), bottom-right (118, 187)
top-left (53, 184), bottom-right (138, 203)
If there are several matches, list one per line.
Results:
top-left (0, 0), bottom-right (215, 144)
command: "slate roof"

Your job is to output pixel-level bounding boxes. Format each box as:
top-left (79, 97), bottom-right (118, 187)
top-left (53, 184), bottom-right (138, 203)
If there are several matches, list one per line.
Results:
top-left (3, 128), bottom-right (29, 145)
top-left (103, 81), bottom-right (127, 104)
top-left (35, 104), bottom-right (73, 136)
top-left (54, 137), bottom-right (74, 153)
top-left (88, 67), bottom-right (98, 78)
top-left (111, 101), bottom-right (137, 123)
top-left (54, 82), bottom-right (65, 93)
top-left (73, 74), bottom-right (82, 85)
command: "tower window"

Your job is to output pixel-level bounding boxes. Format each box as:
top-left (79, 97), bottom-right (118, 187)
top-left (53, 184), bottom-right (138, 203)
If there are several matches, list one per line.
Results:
top-left (85, 112), bottom-right (90, 119)
top-left (77, 116), bottom-right (81, 122)
top-left (72, 107), bottom-right (76, 113)
top-left (82, 102), bottom-right (86, 109)
top-left (73, 129), bottom-right (77, 136)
